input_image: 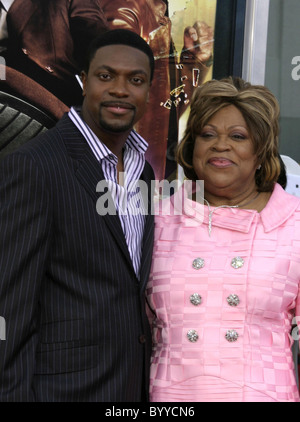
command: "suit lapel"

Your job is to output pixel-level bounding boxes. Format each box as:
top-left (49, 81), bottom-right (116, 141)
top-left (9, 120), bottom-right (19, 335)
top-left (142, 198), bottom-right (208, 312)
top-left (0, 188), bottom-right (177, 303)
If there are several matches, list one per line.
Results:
top-left (139, 164), bottom-right (154, 289)
top-left (58, 115), bottom-right (135, 272)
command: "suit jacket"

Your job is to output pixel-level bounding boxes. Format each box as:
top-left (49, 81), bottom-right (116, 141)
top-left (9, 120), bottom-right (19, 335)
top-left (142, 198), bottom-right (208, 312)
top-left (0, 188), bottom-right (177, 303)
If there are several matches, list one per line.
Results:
top-left (5, 0), bottom-right (109, 105)
top-left (0, 114), bottom-right (154, 402)
top-left (6, 0), bottom-right (108, 80)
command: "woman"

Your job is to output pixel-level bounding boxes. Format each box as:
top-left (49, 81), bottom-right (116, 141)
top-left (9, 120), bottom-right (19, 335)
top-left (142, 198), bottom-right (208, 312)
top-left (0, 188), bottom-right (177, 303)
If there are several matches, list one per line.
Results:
top-left (146, 77), bottom-right (300, 402)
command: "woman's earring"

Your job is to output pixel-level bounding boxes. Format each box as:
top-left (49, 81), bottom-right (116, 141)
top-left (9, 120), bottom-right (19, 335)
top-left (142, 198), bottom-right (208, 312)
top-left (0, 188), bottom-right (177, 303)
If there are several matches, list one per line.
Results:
top-left (257, 164), bottom-right (262, 170)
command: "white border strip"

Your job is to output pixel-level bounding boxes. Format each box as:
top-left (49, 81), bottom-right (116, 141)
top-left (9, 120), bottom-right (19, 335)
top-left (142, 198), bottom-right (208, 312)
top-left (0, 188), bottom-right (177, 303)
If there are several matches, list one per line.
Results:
top-left (242, 0), bottom-right (270, 84)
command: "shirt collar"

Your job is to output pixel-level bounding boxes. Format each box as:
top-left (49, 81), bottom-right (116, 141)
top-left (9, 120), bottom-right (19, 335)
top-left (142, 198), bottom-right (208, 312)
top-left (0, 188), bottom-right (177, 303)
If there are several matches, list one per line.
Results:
top-left (69, 106), bottom-right (148, 161)
top-left (1, 0), bottom-right (14, 11)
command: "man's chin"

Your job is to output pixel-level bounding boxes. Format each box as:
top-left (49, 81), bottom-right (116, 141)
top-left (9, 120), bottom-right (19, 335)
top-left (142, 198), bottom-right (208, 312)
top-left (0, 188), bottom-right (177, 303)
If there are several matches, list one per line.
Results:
top-left (99, 119), bottom-right (134, 134)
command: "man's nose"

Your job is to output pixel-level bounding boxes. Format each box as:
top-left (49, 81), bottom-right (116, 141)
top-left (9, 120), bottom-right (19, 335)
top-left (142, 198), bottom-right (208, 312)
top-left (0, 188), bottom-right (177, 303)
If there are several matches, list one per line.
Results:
top-left (109, 77), bottom-right (129, 97)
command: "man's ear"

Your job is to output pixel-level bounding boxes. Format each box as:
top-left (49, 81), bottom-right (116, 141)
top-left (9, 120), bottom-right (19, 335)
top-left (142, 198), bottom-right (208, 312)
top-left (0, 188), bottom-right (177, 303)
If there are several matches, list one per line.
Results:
top-left (81, 71), bottom-right (87, 96)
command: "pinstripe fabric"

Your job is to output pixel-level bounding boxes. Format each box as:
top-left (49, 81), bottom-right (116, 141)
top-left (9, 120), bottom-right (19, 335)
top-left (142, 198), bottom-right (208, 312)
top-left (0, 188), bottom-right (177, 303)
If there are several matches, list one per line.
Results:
top-left (68, 107), bottom-right (147, 279)
top-left (0, 114), bottom-right (154, 402)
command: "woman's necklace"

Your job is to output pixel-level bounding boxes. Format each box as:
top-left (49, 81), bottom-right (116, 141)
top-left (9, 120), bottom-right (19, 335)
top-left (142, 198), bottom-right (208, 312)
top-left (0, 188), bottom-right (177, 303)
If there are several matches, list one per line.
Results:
top-left (203, 192), bottom-right (261, 236)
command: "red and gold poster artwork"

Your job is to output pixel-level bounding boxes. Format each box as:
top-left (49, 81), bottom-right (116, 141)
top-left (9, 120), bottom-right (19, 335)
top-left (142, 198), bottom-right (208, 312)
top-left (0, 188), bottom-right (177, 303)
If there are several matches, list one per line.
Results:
top-left (0, 0), bottom-right (216, 180)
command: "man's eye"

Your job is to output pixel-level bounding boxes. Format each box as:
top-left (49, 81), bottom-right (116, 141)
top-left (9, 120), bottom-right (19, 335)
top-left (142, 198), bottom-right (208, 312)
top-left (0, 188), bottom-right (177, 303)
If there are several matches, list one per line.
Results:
top-left (98, 73), bottom-right (111, 80)
top-left (131, 77), bottom-right (145, 85)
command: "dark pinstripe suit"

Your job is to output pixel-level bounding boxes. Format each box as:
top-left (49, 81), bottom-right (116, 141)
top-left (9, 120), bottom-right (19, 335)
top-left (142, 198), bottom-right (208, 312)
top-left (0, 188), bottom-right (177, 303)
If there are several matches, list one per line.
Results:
top-left (0, 114), bottom-right (154, 402)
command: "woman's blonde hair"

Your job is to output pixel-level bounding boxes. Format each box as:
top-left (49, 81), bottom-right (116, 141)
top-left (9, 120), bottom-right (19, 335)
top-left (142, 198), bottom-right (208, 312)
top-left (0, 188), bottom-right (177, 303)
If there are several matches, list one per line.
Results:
top-left (176, 77), bottom-right (281, 191)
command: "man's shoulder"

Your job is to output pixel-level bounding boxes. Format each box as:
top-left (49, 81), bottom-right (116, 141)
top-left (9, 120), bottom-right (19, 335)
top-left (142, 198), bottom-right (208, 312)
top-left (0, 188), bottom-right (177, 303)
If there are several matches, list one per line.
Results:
top-left (22, 113), bottom-right (77, 147)
top-left (1, 113), bottom-right (80, 166)
top-left (32, 112), bottom-right (77, 143)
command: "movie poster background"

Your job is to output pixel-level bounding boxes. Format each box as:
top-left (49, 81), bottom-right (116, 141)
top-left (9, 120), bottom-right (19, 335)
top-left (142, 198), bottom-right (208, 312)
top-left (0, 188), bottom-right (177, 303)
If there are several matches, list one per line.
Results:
top-left (0, 0), bottom-right (217, 181)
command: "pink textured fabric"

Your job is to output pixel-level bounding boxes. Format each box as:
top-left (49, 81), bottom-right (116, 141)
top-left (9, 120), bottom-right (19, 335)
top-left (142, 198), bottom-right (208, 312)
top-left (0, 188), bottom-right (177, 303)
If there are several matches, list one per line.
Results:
top-left (146, 183), bottom-right (300, 402)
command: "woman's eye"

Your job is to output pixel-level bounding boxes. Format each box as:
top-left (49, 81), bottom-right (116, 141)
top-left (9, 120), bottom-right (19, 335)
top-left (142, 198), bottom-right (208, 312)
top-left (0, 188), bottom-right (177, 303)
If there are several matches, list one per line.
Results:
top-left (200, 132), bottom-right (214, 138)
top-left (232, 133), bottom-right (246, 140)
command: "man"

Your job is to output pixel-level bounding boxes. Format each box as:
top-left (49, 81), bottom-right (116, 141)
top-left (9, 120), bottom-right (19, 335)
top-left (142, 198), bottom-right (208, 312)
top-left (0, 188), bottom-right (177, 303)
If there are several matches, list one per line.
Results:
top-left (0, 29), bottom-right (155, 402)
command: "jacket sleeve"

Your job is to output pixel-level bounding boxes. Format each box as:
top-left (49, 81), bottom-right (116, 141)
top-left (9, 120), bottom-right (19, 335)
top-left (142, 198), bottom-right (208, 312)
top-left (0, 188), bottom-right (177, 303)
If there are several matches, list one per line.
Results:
top-left (69, 0), bottom-right (109, 70)
top-left (0, 152), bottom-right (52, 401)
top-left (99, 0), bottom-right (142, 33)
top-left (100, 0), bottom-right (170, 44)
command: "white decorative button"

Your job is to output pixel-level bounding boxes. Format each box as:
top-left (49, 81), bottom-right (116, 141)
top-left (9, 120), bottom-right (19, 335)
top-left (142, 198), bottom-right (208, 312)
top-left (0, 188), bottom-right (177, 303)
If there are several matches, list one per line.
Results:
top-left (45, 66), bottom-right (54, 73)
top-left (187, 329), bottom-right (199, 342)
top-left (225, 329), bottom-right (239, 342)
top-left (192, 257), bottom-right (205, 270)
top-left (190, 293), bottom-right (202, 306)
top-left (231, 256), bottom-right (244, 269)
top-left (227, 294), bottom-right (240, 307)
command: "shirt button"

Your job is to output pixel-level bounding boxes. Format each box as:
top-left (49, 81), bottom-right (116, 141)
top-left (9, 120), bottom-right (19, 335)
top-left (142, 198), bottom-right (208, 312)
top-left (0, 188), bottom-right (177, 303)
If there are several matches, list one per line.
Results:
top-left (187, 329), bottom-right (199, 342)
top-left (225, 329), bottom-right (239, 342)
top-left (227, 294), bottom-right (240, 307)
top-left (190, 293), bottom-right (202, 306)
top-left (231, 256), bottom-right (244, 269)
top-left (192, 257), bottom-right (205, 270)
top-left (138, 334), bottom-right (146, 344)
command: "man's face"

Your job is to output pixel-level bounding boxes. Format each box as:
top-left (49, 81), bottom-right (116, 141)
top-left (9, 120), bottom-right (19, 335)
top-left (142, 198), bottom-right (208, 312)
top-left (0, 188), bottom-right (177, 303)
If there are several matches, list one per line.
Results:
top-left (81, 44), bottom-right (151, 139)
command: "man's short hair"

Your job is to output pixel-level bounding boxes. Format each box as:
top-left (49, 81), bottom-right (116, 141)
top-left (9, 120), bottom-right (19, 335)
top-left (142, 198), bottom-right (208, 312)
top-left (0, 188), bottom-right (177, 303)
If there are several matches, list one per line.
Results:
top-left (83, 29), bottom-right (155, 81)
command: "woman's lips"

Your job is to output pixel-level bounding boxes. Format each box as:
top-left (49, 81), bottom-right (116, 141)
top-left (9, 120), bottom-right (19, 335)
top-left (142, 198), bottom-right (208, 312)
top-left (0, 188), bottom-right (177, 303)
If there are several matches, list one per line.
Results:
top-left (208, 158), bottom-right (234, 168)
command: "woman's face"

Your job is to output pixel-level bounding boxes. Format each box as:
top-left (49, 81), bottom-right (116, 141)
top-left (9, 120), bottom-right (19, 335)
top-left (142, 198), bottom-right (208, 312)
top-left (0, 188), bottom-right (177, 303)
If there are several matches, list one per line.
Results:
top-left (192, 105), bottom-right (259, 197)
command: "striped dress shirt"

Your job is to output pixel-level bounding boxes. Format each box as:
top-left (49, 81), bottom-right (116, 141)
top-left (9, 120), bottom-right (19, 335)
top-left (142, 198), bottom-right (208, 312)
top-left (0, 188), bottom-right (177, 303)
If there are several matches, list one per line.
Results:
top-left (69, 107), bottom-right (148, 279)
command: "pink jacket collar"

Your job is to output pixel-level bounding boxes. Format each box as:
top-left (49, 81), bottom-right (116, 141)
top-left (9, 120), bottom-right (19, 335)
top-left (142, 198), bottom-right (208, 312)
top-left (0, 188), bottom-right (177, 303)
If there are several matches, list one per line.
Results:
top-left (170, 183), bottom-right (300, 234)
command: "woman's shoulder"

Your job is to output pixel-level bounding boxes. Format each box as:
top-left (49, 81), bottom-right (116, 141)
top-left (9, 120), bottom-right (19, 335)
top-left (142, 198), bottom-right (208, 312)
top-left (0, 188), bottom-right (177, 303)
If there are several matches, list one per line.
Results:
top-left (272, 183), bottom-right (300, 209)
top-left (260, 183), bottom-right (300, 231)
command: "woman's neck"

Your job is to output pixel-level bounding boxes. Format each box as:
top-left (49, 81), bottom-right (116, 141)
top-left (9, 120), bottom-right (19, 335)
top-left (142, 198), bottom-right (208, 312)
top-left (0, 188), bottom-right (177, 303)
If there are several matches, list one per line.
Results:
top-left (204, 188), bottom-right (259, 208)
top-left (199, 187), bottom-right (272, 212)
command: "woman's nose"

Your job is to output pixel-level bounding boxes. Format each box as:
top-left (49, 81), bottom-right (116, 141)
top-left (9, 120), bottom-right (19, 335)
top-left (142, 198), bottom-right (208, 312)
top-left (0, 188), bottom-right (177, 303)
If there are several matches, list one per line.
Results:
top-left (211, 135), bottom-right (231, 150)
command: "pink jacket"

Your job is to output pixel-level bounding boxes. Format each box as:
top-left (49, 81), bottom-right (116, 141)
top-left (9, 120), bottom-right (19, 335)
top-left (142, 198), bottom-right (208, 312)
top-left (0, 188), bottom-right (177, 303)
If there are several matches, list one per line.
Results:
top-left (146, 183), bottom-right (300, 402)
